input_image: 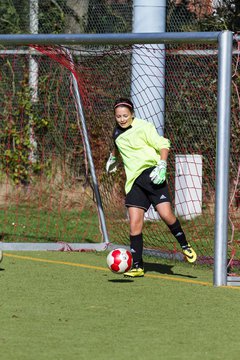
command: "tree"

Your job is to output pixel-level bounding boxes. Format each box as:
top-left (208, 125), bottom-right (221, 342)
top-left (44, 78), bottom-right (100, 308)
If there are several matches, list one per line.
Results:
top-left (167, 0), bottom-right (240, 32)
top-left (199, 0), bottom-right (240, 31)
top-left (0, 0), bottom-right (28, 33)
top-left (65, 0), bottom-right (90, 33)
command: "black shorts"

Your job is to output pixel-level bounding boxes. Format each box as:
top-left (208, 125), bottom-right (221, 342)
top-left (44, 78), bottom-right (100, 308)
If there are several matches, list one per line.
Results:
top-left (125, 167), bottom-right (171, 212)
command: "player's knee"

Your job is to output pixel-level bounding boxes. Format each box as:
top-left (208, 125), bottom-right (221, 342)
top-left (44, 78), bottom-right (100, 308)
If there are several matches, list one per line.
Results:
top-left (162, 213), bottom-right (177, 225)
top-left (130, 220), bottom-right (143, 235)
top-left (157, 206), bottom-right (176, 224)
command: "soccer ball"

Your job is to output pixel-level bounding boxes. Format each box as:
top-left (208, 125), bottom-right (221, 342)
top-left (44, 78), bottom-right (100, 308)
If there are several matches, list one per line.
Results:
top-left (0, 250), bottom-right (3, 263)
top-left (107, 248), bottom-right (132, 274)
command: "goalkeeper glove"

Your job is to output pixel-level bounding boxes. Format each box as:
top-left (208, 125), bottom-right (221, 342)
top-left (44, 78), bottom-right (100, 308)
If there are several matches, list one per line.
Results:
top-left (106, 153), bottom-right (117, 173)
top-left (149, 160), bottom-right (167, 185)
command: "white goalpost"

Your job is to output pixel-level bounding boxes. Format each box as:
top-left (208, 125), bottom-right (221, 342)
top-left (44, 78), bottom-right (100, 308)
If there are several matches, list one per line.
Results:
top-left (0, 31), bottom-right (235, 286)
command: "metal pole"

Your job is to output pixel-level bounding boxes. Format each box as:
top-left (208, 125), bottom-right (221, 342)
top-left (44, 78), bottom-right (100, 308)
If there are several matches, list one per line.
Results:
top-left (131, 0), bottom-right (167, 134)
top-left (0, 32), bottom-right (220, 46)
top-left (214, 30), bottom-right (233, 286)
top-left (29, 0), bottom-right (39, 163)
top-left (71, 72), bottom-right (110, 244)
top-left (29, 0), bottom-right (39, 102)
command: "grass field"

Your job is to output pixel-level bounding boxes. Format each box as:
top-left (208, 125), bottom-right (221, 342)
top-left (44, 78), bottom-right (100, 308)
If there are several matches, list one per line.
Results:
top-left (0, 206), bottom-right (100, 243)
top-left (1, 250), bottom-right (240, 360)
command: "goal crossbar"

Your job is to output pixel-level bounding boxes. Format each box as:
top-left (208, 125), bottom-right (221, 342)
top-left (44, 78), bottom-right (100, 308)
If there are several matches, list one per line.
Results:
top-left (0, 32), bottom-right (220, 46)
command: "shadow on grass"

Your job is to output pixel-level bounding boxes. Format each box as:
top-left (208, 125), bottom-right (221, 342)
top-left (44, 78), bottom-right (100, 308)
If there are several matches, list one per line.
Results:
top-left (108, 279), bottom-right (134, 283)
top-left (144, 262), bottom-right (197, 279)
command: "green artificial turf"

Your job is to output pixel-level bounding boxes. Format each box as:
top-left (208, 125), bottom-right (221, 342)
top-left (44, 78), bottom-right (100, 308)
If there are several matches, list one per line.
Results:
top-left (1, 251), bottom-right (240, 360)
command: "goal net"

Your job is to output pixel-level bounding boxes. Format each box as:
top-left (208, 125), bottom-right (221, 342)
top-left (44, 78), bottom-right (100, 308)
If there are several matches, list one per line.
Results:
top-left (0, 38), bottom-right (239, 266)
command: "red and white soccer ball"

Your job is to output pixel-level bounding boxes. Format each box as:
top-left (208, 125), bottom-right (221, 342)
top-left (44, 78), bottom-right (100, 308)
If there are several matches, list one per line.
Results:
top-left (107, 248), bottom-right (132, 274)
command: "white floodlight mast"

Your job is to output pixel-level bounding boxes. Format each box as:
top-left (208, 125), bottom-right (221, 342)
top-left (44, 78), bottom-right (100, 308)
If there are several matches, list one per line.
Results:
top-left (131, 0), bottom-right (167, 135)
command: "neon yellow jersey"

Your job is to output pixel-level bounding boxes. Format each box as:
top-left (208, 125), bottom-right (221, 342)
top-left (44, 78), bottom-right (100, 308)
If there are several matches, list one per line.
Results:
top-left (114, 118), bottom-right (170, 194)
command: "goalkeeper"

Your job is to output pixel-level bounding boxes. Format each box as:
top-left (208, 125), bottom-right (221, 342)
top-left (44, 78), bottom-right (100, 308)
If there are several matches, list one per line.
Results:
top-left (106, 98), bottom-right (197, 277)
